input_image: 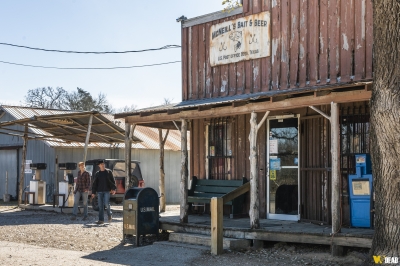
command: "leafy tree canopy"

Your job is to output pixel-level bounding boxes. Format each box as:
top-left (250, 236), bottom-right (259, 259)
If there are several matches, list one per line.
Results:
top-left (23, 87), bottom-right (114, 113)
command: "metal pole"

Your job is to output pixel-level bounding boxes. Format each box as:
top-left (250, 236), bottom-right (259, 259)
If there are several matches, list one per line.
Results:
top-left (83, 114), bottom-right (93, 163)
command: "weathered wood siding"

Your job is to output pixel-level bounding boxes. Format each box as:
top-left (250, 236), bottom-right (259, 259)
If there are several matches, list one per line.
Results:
top-left (190, 102), bottom-right (370, 222)
top-left (182, 0), bottom-right (373, 100)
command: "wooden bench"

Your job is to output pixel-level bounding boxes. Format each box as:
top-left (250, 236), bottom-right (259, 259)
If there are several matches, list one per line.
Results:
top-left (188, 177), bottom-right (248, 218)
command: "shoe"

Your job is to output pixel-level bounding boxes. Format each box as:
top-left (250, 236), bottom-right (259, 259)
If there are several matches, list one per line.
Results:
top-left (108, 215), bottom-right (112, 223)
top-left (96, 220), bottom-right (104, 225)
top-left (82, 216), bottom-right (88, 221)
top-left (70, 216), bottom-right (76, 220)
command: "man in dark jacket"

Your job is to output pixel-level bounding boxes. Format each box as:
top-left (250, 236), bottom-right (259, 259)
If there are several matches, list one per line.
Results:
top-left (91, 159), bottom-right (116, 224)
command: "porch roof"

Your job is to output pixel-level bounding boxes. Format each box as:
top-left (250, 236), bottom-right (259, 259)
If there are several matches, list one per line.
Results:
top-left (115, 81), bottom-right (372, 129)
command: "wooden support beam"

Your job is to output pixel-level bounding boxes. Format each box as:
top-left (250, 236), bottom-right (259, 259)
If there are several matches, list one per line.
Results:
top-left (180, 119), bottom-right (189, 223)
top-left (270, 95), bottom-right (288, 102)
top-left (211, 197), bottom-right (223, 255)
top-left (330, 102), bottom-right (342, 256)
top-left (159, 129), bottom-right (169, 213)
top-left (125, 124), bottom-right (136, 189)
top-left (18, 124), bottom-right (28, 206)
top-left (83, 114), bottom-right (93, 162)
top-left (125, 90), bottom-right (371, 124)
top-left (249, 111), bottom-right (270, 229)
top-left (314, 90), bottom-right (331, 97)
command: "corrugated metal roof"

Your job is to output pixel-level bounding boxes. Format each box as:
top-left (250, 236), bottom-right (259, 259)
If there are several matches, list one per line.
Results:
top-left (0, 106), bottom-right (183, 151)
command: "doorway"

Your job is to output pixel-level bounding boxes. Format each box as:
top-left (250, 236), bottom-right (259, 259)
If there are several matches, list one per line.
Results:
top-left (267, 115), bottom-right (300, 221)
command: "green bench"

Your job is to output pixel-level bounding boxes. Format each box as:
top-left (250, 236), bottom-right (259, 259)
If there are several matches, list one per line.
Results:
top-left (188, 176), bottom-right (248, 218)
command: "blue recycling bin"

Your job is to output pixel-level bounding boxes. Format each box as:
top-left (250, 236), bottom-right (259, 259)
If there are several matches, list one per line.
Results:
top-left (348, 154), bottom-right (373, 228)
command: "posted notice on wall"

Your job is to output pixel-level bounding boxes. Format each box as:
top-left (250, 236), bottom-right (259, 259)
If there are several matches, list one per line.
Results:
top-left (25, 160), bottom-right (32, 174)
top-left (269, 139), bottom-right (278, 154)
top-left (209, 11), bottom-right (271, 67)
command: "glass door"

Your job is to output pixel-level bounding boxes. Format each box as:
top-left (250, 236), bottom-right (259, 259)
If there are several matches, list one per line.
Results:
top-left (267, 115), bottom-right (300, 221)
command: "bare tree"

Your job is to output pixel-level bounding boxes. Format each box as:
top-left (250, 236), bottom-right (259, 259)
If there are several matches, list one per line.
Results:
top-left (116, 104), bottom-right (138, 113)
top-left (24, 87), bottom-right (68, 109)
top-left (66, 88), bottom-right (113, 112)
top-left (369, 0), bottom-right (400, 262)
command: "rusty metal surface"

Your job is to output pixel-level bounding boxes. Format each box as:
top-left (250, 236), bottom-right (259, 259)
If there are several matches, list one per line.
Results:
top-left (182, 0), bottom-right (373, 101)
top-left (0, 106), bottom-right (182, 150)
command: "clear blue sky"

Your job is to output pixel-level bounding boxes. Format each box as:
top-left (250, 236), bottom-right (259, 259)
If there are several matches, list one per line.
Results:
top-left (0, 1), bottom-right (223, 111)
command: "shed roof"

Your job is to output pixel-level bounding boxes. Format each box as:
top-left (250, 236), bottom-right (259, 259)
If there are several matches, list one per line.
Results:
top-left (0, 106), bottom-right (182, 151)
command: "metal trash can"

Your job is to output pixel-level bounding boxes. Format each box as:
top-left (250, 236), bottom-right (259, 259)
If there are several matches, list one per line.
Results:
top-left (123, 187), bottom-right (159, 246)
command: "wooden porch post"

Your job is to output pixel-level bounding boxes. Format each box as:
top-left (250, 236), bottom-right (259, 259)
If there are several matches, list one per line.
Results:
top-left (211, 197), bottom-right (223, 255)
top-left (83, 114), bottom-right (93, 163)
top-left (159, 128), bottom-right (170, 213)
top-left (180, 119), bottom-right (189, 223)
top-left (125, 123), bottom-right (136, 189)
top-left (249, 111), bottom-right (269, 229)
top-left (18, 124), bottom-right (28, 206)
top-left (330, 102), bottom-right (342, 256)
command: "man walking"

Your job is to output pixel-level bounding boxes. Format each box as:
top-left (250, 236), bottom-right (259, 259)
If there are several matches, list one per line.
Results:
top-left (71, 162), bottom-right (90, 221)
top-left (91, 159), bottom-right (116, 224)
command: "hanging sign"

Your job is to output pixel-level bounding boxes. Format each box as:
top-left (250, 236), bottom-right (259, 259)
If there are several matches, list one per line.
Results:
top-left (209, 11), bottom-right (271, 67)
top-left (269, 170), bottom-right (276, 181)
top-left (270, 158), bottom-right (281, 170)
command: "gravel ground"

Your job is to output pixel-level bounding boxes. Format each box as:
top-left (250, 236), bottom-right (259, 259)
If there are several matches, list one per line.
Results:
top-left (0, 202), bottom-right (370, 265)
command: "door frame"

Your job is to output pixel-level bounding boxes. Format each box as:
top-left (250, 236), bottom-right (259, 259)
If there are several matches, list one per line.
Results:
top-left (266, 114), bottom-right (300, 221)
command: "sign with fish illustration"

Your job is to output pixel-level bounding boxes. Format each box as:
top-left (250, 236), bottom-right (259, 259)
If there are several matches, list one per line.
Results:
top-left (209, 11), bottom-right (271, 67)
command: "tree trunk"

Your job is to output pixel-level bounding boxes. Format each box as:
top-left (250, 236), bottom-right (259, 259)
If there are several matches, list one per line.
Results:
top-left (249, 112), bottom-right (260, 229)
top-left (180, 119), bottom-right (189, 223)
top-left (18, 125), bottom-right (28, 206)
top-left (248, 111), bottom-right (269, 229)
top-left (370, 0), bottom-right (400, 260)
top-left (159, 128), bottom-right (169, 213)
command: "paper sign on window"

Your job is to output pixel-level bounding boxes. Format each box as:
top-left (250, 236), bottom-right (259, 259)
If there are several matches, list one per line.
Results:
top-left (269, 139), bottom-right (278, 154)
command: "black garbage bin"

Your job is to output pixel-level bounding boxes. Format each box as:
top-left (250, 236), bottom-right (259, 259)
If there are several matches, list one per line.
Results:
top-left (123, 187), bottom-right (159, 246)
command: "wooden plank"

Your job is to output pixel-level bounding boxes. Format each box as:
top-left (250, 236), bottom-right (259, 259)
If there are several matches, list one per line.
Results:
top-left (340, 0), bottom-right (354, 82)
top-left (365, 0), bottom-right (373, 79)
top-left (280, 0), bottom-right (289, 89)
top-left (125, 90), bottom-right (372, 124)
top-left (257, 113), bottom-right (266, 218)
top-left (298, 0), bottom-right (307, 87)
top-left (271, 0), bottom-right (280, 90)
top-left (252, 0), bottom-right (261, 14)
top-left (224, 179), bottom-right (250, 203)
top-left (354, 0), bottom-right (366, 80)
top-left (328, 0), bottom-right (340, 84)
top-left (244, 60), bottom-right (252, 94)
top-left (253, 59), bottom-right (261, 93)
top-left (319, 0), bottom-right (328, 85)
top-left (229, 63), bottom-right (237, 96)
top-left (188, 27), bottom-right (193, 99)
top-left (198, 24), bottom-right (206, 99)
top-left (205, 22), bottom-right (213, 98)
top-left (308, 0), bottom-right (318, 86)
top-left (182, 27), bottom-right (188, 101)
top-left (211, 197), bottom-right (223, 255)
top-left (191, 25), bottom-right (199, 99)
top-left (244, 231), bottom-right (372, 248)
top-left (236, 60), bottom-right (245, 94)
top-left (261, 0), bottom-right (271, 92)
top-left (289, 0), bottom-right (299, 89)
top-left (193, 120), bottom-right (200, 177)
top-left (221, 58), bottom-right (229, 97)
top-left (199, 119), bottom-right (206, 179)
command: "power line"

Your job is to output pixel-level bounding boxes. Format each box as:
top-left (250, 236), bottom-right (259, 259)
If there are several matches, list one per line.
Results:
top-left (0, 60), bottom-right (181, 70)
top-left (0, 43), bottom-right (181, 54)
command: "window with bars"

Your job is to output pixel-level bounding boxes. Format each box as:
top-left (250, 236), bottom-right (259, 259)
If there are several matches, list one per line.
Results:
top-left (340, 105), bottom-right (370, 178)
top-left (207, 117), bottom-right (232, 180)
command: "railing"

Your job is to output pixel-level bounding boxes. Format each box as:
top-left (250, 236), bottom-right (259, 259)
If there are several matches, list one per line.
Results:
top-left (210, 182), bottom-right (250, 255)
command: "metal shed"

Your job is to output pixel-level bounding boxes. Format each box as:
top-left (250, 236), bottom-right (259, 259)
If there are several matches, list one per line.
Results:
top-left (0, 105), bottom-right (184, 204)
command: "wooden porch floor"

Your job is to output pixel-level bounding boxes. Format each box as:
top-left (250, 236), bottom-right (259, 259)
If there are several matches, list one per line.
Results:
top-left (159, 213), bottom-right (373, 249)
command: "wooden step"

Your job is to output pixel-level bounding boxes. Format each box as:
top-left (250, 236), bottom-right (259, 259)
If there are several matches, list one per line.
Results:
top-left (169, 232), bottom-right (251, 250)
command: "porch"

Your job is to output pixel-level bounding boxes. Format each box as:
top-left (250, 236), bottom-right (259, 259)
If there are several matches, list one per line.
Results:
top-left (160, 213), bottom-right (373, 249)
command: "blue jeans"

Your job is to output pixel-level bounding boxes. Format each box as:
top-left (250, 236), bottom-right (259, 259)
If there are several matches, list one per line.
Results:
top-left (97, 192), bottom-right (112, 222)
top-left (72, 191), bottom-right (88, 217)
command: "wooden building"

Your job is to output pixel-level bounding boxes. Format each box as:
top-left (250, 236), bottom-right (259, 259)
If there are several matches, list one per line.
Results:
top-left (116, 0), bottom-right (373, 230)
